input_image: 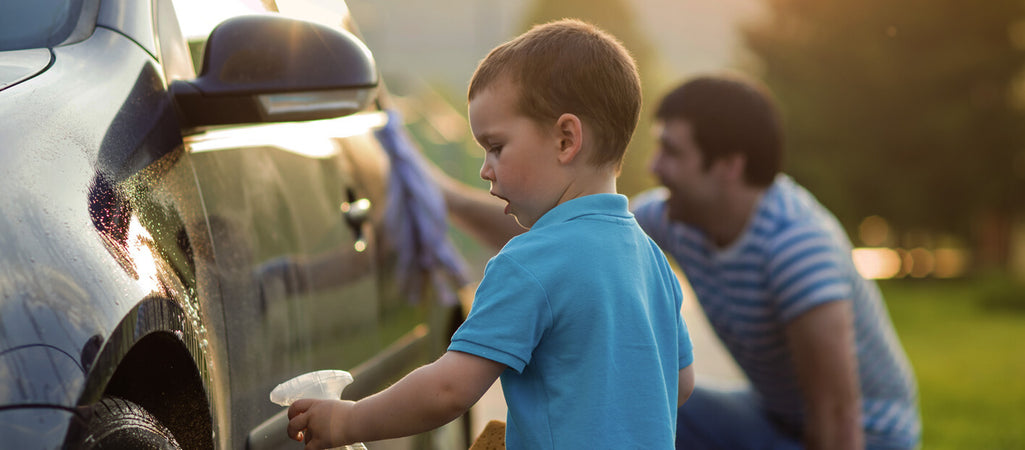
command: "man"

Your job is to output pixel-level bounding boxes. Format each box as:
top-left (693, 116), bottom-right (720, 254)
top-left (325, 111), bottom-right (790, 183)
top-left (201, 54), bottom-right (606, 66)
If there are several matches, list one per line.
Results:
top-left (634, 74), bottom-right (919, 449)
top-left (433, 73), bottom-right (920, 449)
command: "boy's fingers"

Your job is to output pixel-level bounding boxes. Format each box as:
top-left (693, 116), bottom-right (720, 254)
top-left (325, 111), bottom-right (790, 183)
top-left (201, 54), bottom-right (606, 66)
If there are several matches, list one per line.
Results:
top-left (288, 399), bottom-right (315, 419)
top-left (287, 410), bottom-right (309, 442)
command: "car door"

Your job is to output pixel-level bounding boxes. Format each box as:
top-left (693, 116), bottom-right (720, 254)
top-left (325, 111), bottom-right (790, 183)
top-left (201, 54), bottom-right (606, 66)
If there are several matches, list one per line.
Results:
top-left (183, 114), bottom-right (386, 446)
top-left (169, 1), bottom-right (468, 447)
top-left (168, 0), bottom-right (384, 443)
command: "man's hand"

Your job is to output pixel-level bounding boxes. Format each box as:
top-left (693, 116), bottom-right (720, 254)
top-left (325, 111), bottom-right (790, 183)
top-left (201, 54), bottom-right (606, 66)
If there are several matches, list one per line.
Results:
top-left (287, 398), bottom-right (355, 450)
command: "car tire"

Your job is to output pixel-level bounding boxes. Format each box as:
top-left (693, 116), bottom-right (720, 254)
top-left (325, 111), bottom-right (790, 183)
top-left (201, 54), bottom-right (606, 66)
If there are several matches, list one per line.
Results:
top-left (81, 397), bottom-right (182, 450)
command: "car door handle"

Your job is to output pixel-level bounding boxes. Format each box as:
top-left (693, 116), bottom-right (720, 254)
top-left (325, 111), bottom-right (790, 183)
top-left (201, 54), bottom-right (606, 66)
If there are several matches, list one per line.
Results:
top-left (340, 197), bottom-right (371, 251)
top-left (340, 198), bottom-right (371, 225)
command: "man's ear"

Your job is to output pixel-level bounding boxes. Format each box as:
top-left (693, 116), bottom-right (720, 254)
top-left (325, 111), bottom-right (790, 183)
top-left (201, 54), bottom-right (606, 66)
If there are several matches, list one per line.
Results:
top-left (554, 113), bottom-right (583, 164)
top-left (718, 153), bottom-right (747, 182)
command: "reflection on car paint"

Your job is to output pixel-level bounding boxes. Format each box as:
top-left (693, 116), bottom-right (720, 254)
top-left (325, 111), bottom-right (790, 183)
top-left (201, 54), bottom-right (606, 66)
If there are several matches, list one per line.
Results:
top-left (186, 111), bottom-right (389, 157)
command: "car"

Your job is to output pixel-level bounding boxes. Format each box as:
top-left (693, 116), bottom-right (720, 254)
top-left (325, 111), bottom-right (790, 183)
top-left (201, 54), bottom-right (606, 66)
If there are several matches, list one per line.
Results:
top-left (0, 0), bottom-right (469, 448)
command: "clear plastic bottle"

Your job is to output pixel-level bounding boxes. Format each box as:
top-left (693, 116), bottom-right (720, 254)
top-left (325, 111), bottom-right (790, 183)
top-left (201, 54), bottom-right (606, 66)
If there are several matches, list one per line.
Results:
top-left (270, 370), bottom-right (368, 450)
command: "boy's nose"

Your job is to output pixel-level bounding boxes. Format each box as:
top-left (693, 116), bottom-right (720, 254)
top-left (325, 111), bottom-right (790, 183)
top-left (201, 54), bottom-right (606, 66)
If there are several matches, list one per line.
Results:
top-left (479, 161), bottom-right (494, 181)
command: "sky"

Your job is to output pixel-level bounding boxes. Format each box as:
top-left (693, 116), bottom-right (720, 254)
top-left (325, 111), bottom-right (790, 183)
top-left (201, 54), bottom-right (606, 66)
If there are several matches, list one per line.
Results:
top-left (343, 0), bottom-right (766, 93)
top-left (169, 0), bottom-right (767, 96)
top-left (171, 0), bottom-right (265, 38)
top-left (170, 0), bottom-right (767, 98)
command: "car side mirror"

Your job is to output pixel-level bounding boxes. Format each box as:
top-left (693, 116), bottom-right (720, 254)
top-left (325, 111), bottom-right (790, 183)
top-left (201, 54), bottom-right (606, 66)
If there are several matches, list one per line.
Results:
top-left (171, 14), bottom-right (378, 128)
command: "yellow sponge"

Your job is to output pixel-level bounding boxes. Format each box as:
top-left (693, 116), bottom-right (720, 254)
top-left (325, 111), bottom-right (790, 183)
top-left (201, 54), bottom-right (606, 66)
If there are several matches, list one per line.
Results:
top-left (469, 420), bottom-right (506, 450)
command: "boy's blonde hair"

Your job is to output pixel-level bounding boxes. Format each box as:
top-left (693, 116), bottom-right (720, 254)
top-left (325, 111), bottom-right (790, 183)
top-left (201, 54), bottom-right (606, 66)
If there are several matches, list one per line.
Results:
top-left (468, 19), bottom-right (641, 169)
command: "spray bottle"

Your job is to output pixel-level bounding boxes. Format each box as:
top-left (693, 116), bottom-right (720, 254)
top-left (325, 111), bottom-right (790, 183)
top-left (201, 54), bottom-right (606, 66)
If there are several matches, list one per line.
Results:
top-left (270, 370), bottom-right (368, 450)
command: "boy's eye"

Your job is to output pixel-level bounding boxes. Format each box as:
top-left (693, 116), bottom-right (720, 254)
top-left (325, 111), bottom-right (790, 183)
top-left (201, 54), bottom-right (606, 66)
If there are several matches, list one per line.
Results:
top-left (487, 144), bottom-right (503, 154)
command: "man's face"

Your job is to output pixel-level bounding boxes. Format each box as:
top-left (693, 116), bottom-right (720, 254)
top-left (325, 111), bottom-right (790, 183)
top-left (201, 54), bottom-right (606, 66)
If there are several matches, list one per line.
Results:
top-left (648, 118), bottom-right (719, 223)
top-left (469, 80), bottom-right (563, 229)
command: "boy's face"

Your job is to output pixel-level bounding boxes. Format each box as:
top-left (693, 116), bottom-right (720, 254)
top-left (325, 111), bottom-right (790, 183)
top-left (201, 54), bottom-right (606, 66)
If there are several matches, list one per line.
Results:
top-left (469, 80), bottom-right (565, 229)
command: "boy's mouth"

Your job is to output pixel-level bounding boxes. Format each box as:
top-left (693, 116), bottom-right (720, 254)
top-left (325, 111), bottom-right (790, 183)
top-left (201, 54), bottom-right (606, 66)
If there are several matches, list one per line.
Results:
top-left (491, 191), bottom-right (511, 215)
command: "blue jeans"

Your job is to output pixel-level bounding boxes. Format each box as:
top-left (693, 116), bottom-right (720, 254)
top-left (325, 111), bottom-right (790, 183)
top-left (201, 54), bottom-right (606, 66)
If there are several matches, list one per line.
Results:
top-left (676, 385), bottom-right (803, 450)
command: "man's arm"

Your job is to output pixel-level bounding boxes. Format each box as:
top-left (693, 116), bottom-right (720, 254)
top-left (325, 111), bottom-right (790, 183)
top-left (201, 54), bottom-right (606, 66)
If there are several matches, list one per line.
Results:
top-left (287, 351), bottom-right (505, 449)
top-left (785, 300), bottom-right (864, 450)
top-left (429, 164), bottom-right (524, 249)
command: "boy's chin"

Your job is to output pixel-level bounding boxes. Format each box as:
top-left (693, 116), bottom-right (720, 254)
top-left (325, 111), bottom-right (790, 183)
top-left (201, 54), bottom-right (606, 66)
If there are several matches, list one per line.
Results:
top-left (509, 213), bottom-right (532, 230)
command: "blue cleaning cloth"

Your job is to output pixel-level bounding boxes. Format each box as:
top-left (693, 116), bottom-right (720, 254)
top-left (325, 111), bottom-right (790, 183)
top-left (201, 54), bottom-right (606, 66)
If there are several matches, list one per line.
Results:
top-left (375, 109), bottom-right (469, 305)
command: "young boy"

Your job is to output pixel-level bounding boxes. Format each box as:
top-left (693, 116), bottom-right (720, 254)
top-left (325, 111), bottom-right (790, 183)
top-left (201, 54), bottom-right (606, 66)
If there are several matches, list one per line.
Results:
top-left (286, 19), bottom-right (695, 449)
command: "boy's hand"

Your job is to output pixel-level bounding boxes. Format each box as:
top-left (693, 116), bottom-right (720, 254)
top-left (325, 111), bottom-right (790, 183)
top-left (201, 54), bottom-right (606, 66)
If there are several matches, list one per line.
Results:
top-left (287, 398), bottom-right (355, 449)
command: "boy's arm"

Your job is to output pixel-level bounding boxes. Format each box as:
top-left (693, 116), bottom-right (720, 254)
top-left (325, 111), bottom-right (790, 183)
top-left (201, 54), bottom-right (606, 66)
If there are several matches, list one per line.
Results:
top-left (429, 163), bottom-right (524, 250)
top-left (678, 364), bottom-right (695, 407)
top-left (287, 351), bottom-right (505, 448)
top-left (785, 300), bottom-right (864, 450)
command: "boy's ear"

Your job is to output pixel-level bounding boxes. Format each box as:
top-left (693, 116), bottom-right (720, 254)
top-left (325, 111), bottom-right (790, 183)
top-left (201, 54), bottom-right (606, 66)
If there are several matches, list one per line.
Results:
top-left (554, 113), bottom-right (583, 164)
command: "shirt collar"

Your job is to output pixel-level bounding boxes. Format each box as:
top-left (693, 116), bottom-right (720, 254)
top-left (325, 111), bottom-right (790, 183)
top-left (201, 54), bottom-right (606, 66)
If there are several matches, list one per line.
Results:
top-left (530, 193), bottom-right (631, 231)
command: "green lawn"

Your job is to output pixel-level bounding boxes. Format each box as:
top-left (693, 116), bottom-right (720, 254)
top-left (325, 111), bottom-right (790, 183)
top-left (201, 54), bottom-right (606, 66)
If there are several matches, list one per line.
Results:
top-left (880, 276), bottom-right (1025, 449)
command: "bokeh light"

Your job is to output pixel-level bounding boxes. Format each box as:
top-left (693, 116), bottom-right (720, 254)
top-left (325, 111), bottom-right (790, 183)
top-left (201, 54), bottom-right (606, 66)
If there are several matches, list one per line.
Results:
top-left (852, 248), bottom-right (902, 279)
top-left (858, 215), bottom-right (892, 247)
top-left (853, 245), bottom-right (968, 280)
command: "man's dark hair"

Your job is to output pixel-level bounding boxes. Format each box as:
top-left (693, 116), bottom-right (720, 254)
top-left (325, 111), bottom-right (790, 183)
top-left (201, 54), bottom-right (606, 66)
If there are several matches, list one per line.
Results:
top-left (656, 74), bottom-right (783, 187)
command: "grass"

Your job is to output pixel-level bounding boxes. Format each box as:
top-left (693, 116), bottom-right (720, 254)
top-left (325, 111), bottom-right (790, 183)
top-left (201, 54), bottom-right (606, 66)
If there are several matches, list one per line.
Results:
top-left (879, 275), bottom-right (1025, 449)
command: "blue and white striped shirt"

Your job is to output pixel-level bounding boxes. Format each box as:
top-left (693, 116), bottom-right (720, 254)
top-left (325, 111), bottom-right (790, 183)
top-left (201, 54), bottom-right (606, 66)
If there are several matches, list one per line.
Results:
top-left (633, 175), bottom-right (920, 449)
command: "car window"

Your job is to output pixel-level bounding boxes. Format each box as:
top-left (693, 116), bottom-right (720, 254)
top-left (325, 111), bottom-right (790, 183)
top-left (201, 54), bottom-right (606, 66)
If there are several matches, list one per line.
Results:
top-left (0, 0), bottom-right (81, 51)
top-left (171, 0), bottom-right (270, 72)
top-left (274, 0), bottom-right (351, 30)
top-left (171, 0), bottom-right (269, 40)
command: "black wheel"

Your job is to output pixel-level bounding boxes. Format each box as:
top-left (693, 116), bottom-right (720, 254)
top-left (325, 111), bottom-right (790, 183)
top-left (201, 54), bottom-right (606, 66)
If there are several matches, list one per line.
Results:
top-left (81, 397), bottom-right (182, 450)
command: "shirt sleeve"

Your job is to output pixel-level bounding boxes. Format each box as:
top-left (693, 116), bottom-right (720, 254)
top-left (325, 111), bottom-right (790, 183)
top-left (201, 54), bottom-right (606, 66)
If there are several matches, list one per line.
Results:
top-left (448, 253), bottom-right (553, 373)
top-left (766, 223), bottom-right (853, 322)
top-left (677, 310), bottom-right (694, 369)
top-left (670, 273), bottom-right (695, 369)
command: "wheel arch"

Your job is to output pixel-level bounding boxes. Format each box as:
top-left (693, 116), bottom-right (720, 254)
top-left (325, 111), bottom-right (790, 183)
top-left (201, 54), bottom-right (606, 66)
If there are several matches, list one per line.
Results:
top-left (76, 296), bottom-right (217, 450)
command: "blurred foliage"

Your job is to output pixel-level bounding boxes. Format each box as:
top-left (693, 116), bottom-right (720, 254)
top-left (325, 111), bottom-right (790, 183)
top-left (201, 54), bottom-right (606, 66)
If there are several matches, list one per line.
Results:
top-left (976, 270), bottom-right (1025, 312)
top-left (740, 0), bottom-right (1025, 242)
top-left (881, 276), bottom-right (1025, 448)
top-left (520, 0), bottom-right (667, 197)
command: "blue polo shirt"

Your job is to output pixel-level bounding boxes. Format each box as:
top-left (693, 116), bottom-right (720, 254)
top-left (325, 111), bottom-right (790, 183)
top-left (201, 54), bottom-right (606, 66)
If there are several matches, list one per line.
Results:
top-left (450, 193), bottom-right (693, 449)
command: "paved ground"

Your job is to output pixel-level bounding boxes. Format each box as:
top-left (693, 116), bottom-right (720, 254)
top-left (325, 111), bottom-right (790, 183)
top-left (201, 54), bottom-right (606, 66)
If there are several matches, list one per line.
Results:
top-left (468, 279), bottom-right (746, 438)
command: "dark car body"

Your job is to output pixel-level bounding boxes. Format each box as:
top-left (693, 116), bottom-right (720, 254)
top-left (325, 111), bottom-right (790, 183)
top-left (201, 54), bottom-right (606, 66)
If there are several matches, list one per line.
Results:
top-left (0, 0), bottom-right (465, 448)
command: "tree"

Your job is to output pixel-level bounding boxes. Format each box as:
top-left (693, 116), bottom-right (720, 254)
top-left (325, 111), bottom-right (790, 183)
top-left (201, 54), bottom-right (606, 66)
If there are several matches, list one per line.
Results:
top-left (520, 0), bottom-right (665, 196)
top-left (741, 0), bottom-right (1025, 265)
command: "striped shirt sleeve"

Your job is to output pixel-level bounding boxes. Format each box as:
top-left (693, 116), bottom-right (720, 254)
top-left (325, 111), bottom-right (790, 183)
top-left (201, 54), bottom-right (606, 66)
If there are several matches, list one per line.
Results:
top-left (765, 222), bottom-right (853, 321)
